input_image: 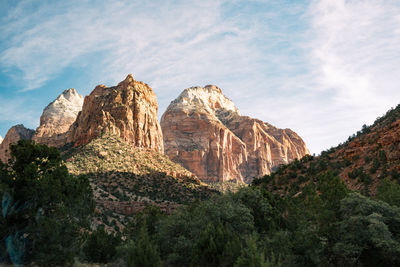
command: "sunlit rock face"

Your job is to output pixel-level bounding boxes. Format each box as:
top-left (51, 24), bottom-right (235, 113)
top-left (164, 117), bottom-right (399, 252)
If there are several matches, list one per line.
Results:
top-left (0, 135), bottom-right (3, 145)
top-left (67, 74), bottom-right (164, 153)
top-left (33, 88), bottom-right (83, 147)
top-left (0, 124), bottom-right (34, 162)
top-left (161, 85), bottom-right (309, 183)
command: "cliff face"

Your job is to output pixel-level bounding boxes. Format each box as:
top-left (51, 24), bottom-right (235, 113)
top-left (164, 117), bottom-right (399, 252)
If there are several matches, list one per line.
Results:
top-left (67, 74), bottom-right (164, 153)
top-left (33, 88), bottom-right (83, 147)
top-left (223, 115), bottom-right (310, 182)
top-left (161, 85), bottom-right (309, 183)
top-left (0, 135), bottom-right (3, 145)
top-left (0, 125), bottom-right (34, 162)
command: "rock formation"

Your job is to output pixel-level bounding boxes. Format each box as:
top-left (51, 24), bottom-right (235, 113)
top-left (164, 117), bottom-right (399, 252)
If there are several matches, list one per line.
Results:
top-left (0, 135), bottom-right (3, 145)
top-left (0, 124), bottom-right (35, 162)
top-left (67, 74), bottom-right (164, 153)
top-left (161, 85), bottom-right (309, 183)
top-left (33, 88), bottom-right (83, 147)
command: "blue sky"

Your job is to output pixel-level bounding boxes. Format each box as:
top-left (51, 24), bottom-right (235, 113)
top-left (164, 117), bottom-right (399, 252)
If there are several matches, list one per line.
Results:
top-left (1, 0), bottom-right (400, 154)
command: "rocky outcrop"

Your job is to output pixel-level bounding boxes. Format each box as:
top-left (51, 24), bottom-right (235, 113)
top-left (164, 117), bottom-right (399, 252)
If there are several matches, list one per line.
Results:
top-left (33, 88), bottom-right (83, 147)
top-left (67, 74), bottom-right (164, 153)
top-left (0, 125), bottom-right (34, 162)
top-left (222, 115), bottom-right (309, 181)
top-left (161, 85), bottom-right (309, 183)
top-left (0, 135), bottom-right (3, 145)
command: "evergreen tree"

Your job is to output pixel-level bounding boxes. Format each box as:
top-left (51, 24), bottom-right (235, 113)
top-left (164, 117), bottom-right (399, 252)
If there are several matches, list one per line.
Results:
top-left (0, 140), bottom-right (94, 266)
top-left (234, 235), bottom-right (278, 267)
top-left (191, 221), bottom-right (241, 267)
top-left (126, 223), bottom-right (161, 267)
top-left (82, 226), bottom-right (121, 263)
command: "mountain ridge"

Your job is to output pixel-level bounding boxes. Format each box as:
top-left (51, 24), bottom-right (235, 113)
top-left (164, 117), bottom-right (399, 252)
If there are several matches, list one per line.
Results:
top-left (161, 85), bottom-right (309, 184)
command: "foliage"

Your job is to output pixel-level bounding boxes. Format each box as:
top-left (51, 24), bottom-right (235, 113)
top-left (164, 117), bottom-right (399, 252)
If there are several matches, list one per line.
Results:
top-left (234, 235), bottom-right (278, 267)
top-left (332, 193), bottom-right (400, 266)
top-left (156, 193), bottom-right (254, 266)
top-left (377, 178), bottom-right (400, 207)
top-left (124, 223), bottom-right (161, 267)
top-left (0, 140), bottom-right (94, 266)
top-left (82, 225), bottom-right (121, 263)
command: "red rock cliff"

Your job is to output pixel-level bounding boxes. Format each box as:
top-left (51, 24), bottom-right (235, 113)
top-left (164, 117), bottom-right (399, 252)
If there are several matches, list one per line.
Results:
top-left (161, 85), bottom-right (309, 183)
top-left (67, 74), bottom-right (164, 153)
top-left (0, 124), bottom-right (35, 162)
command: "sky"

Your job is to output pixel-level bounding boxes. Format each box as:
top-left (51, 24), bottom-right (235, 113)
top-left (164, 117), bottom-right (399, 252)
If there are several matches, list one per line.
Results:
top-left (0, 0), bottom-right (400, 154)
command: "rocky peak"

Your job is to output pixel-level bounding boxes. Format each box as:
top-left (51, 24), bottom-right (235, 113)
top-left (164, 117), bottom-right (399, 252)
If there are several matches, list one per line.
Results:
top-left (0, 124), bottom-right (34, 162)
top-left (0, 135), bottom-right (3, 145)
top-left (161, 85), bottom-right (309, 183)
top-left (167, 85), bottom-right (240, 118)
top-left (67, 74), bottom-right (164, 152)
top-left (33, 88), bottom-right (84, 147)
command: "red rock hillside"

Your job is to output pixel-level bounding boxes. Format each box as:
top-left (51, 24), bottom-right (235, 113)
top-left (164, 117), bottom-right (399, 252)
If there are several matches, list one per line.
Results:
top-left (67, 74), bottom-right (164, 152)
top-left (161, 85), bottom-right (309, 183)
top-left (254, 104), bottom-right (400, 196)
top-left (0, 125), bottom-right (35, 162)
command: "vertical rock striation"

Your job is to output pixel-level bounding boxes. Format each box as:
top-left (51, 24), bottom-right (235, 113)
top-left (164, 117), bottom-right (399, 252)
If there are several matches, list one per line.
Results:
top-left (0, 125), bottom-right (34, 162)
top-left (161, 85), bottom-right (309, 183)
top-left (33, 88), bottom-right (83, 147)
top-left (67, 74), bottom-right (164, 153)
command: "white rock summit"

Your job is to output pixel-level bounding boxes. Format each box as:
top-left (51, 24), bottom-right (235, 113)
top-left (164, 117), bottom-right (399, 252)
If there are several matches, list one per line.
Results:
top-left (33, 88), bottom-right (84, 147)
top-left (0, 135), bottom-right (3, 145)
top-left (168, 85), bottom-right (240, 117)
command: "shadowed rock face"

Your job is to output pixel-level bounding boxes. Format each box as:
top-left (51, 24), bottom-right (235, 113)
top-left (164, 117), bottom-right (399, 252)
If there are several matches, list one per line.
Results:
top-left (161, 85), bottom-right (309, 183)
top-left (67, 74), bottom-right (164, 153)
top-left (33, 88), bottom-right (83, 147)
top-left (0, 124), bottom-right (34, 162)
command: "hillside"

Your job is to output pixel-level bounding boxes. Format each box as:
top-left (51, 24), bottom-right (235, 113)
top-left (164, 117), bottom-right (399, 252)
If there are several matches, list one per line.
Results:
top-left (254, 104), bottom-right (400, 196)
top-left (63, 133), bottom-right (216, 231)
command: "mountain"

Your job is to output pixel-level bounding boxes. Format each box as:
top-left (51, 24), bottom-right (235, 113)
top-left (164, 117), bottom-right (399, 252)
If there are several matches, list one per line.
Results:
top-left (254, 104), bottom-right (400, 196)
top-left (161, 85), bottom-right (309, 184)
top-left (0, 135), bottom-right (2, 145)
top-left (33, 88), bottom-right (84, 147)
top-left (0, 124), bottom-right (35, 162)
top-left (67, 74), bottom-right (163, 152)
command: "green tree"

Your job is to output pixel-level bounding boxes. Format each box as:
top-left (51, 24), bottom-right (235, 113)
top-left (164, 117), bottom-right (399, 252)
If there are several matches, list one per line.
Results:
top-left (82, 226), bottom-right (121, 263)
top-left (126, 223), bottom-right (161, 267)
top-left (377, 178), bottom-right (400, 207)
top-left (333, 193), bottom-right (400, 266)
top-left (235, 235), bottom-right (279, 267)
top-left (0, 140), bottom-right (94, 266)
top-left (191, 221), bottom-right (241, 267)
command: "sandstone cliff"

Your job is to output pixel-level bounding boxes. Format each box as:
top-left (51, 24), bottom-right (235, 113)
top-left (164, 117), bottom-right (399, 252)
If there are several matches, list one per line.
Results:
top-left (0, 124), bottom-right (34, 162)
top-left (33, 88), bottom-right (83, 147)
top-left (67, 74), bottom-right (164, 153)
top-left (0, 135), bottom-right (3, 145)
top-left (161, 85), bottom-right (309, 183)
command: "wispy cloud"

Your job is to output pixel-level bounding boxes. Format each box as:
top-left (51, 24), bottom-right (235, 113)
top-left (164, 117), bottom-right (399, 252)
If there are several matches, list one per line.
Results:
top-left (0, 0), bottom-right (258, 91)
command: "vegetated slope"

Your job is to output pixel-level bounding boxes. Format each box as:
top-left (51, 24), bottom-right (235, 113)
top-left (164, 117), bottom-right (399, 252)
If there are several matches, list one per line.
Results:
top-left (254, 104), bottom-right (400, 196)
top-left (63, 134), bottom-right (216, 231)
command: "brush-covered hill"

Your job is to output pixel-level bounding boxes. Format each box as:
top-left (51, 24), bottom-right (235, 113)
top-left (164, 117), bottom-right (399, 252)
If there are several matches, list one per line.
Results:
top-left (254, 104), bottom-right (400, 197)
top-left (63, 133), bottom-right (215, 231)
